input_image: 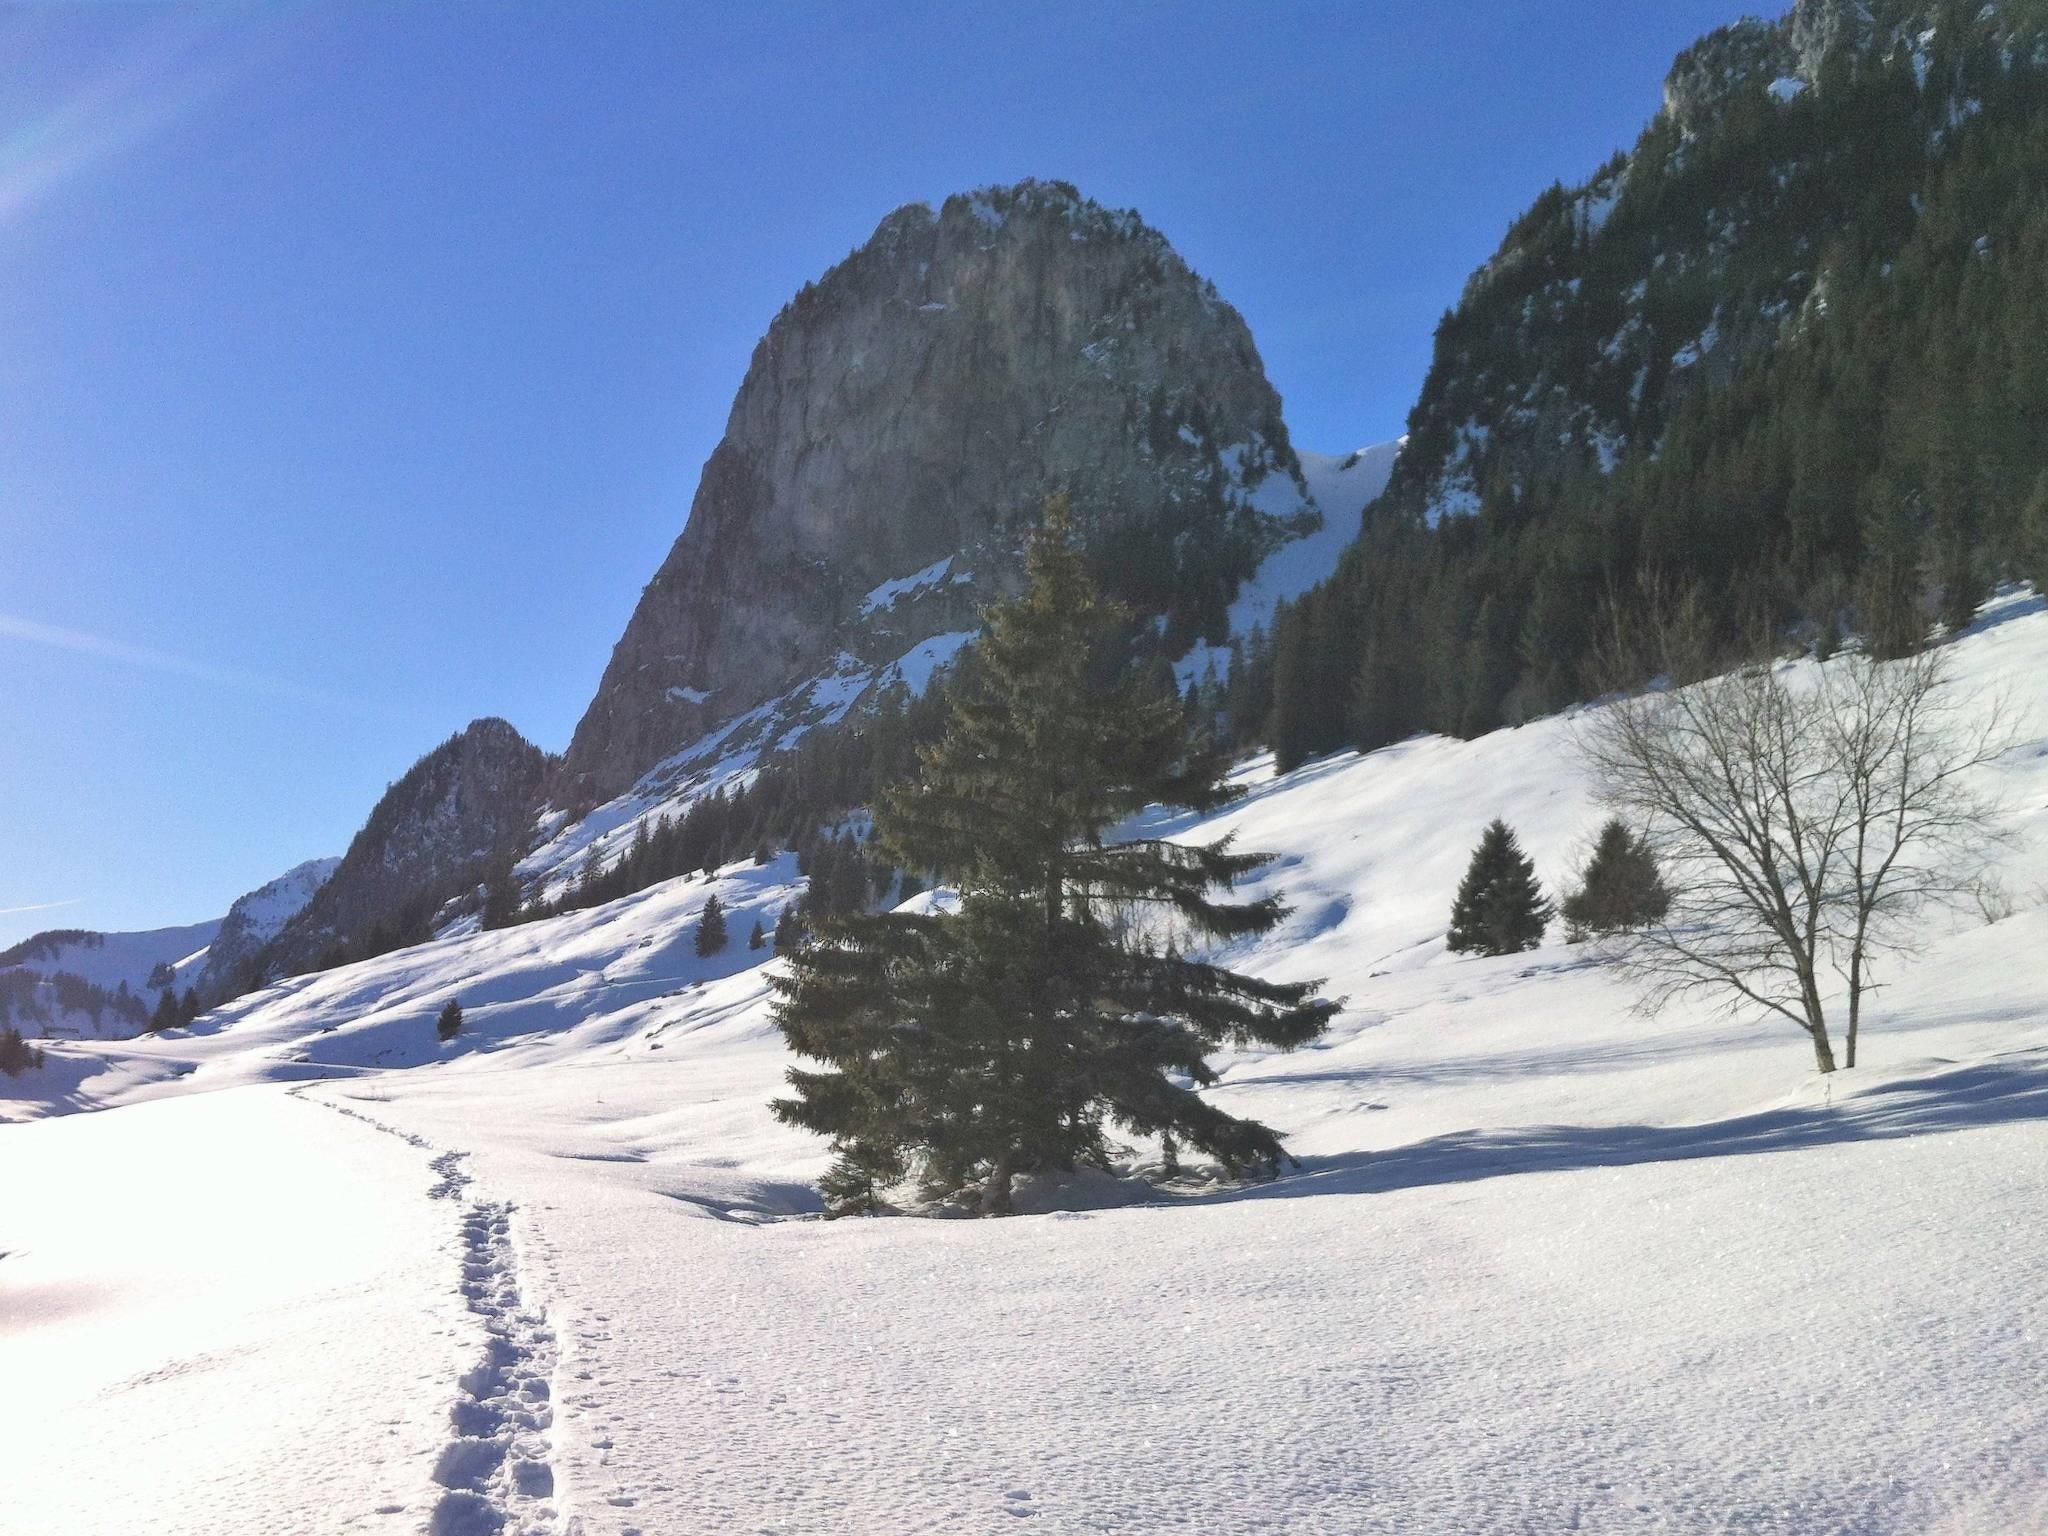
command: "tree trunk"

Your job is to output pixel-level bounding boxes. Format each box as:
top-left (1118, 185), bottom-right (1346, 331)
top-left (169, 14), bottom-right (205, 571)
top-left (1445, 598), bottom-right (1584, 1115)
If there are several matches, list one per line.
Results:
top-left (1845, 943), bottom-right (1865, 1070)
top-left (1797, 965), bottom-right (1836, 1074)
top-left (979, 1150), bottom-right (1015, 1217)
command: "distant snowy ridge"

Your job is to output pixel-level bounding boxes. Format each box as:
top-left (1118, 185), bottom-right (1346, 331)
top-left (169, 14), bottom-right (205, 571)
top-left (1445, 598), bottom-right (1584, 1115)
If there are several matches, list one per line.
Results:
top-left (0, 854), bottom-right (339, 1040)
top-left (195, 855), bottom-right (341, 996)
top-left (1227, 438), bottom-right (1402, 637)
top-left (0, 918), bottom-right (220, 997)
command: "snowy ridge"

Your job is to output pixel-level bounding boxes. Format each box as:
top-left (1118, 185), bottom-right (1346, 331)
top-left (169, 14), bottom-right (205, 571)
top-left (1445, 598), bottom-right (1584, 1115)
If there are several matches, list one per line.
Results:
top-left (1175, 438), bottom-right (1401, 688)
top-left (521, 619), bottom-right (974, 899)
top-left (219, 856), bottom-right (339, 939)
top-left (6, 591), bottom-right (2047, 1533)
top-left (1, 917), bottom-right (220, 996)
top-left (2, 854), bottom-right (340, 1038)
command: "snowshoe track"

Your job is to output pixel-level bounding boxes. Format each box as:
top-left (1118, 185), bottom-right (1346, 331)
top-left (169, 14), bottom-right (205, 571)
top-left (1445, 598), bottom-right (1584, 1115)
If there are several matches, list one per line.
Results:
top-left (292, 1090), bottom-right (570, 1535)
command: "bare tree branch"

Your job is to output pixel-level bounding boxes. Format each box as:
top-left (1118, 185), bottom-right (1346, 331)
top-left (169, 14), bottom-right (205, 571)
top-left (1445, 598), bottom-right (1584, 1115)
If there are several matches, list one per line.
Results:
top-left (1575, 638), bottom-right (2012, 1073)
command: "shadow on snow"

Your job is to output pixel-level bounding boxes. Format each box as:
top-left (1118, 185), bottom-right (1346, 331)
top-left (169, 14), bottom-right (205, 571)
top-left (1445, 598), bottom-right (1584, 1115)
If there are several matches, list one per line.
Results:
top-left (1198, 1046), bottom-right (2048, 1206)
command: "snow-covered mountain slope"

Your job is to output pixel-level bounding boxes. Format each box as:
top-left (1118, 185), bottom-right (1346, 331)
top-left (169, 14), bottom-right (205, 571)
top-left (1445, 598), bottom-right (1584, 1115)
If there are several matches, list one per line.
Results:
top-left (1226, 437), bottom-right (1401, 636)
top-left (6, 591), bottom-right (2046, 1535)
top-left (193, 855), bottom-right (339, 996)
top-left (0, 917), bottom-right (220, 997)
top-left (0, 856), bottom-right (338, 1038)
top-left (521, 632), bottom-right (968, 900)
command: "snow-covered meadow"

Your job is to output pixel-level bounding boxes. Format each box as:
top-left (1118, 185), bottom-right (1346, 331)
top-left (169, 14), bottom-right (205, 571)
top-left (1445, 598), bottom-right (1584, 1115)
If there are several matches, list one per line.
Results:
top-left (5, 592), bottom-right (2046, 1535)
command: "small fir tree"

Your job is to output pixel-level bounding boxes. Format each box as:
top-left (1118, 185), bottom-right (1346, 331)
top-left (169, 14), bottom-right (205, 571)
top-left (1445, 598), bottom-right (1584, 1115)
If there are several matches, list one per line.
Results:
top-left (748, 917), bottom-right (766, 951)
top-left (695, 894), bottom-right (728, 956)
top-left (1560, 818), bottom-right (1671, 941)
top-left (149, 988), bottom-right (179, 1033)
top-left (772, 496), bottom-right (1337, 1217)
top-left (774, 906), bottom-right (802, 950)
top-left (0, 1025), bottom-right (45, 1076)
top-left (1446, 819), bottom-right (1553, 956)
top-left (437, 998), bottom-right (463, 1041)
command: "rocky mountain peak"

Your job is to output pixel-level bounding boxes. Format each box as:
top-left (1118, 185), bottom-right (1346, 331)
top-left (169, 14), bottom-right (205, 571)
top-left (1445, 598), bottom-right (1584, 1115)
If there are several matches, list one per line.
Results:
top-left (262, 718), bottom-right (551, 976)
top-left (552, 178), bottom-right (1310, 810)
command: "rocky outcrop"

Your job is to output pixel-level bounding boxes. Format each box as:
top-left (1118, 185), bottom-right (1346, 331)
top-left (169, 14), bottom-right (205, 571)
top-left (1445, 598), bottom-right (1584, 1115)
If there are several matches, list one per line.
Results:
top-left (265, 719), bottom-right (550, 976)
top-left (554, 179), bottom-right (1310, 809)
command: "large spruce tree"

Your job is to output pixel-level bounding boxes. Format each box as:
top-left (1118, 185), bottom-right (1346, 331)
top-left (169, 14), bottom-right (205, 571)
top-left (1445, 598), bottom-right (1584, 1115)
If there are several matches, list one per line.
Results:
top-left (1446, 819), bottom-right (1553, 957)
top-left (772, 497), bottom-right (1337, 1216)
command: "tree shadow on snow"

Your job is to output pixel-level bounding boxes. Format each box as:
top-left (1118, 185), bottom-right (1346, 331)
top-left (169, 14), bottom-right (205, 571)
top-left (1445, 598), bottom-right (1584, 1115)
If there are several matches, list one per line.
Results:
top-left (1199, 1047), bottom-right (2048, 1206)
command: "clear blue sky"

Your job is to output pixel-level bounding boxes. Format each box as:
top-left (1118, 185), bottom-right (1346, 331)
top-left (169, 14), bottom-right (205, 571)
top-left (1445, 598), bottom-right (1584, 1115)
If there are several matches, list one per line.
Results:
top-left (0, 0), bottom-right (1751, 946)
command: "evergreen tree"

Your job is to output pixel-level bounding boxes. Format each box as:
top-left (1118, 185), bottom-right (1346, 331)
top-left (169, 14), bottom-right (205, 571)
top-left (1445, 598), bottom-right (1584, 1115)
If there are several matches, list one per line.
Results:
top-left (1446, 819), bottom-right (1553, 956)
top-left (1856, 480), bottom-right (1926, 659)
top-left (695, 894), bottom-right (728, 956)
top-left (1268, 600), bottom-right (1315, 772)
top-left (480, 859), bottom-right (523, 930)
top-left (2024, 471), bottom-right (2048, 595)
top-left (178, 987), bottom-right (201, 1027)
top-left (437, 998), bottom-right (463, 1041)
top-left (748, 917), bottom-right (767, 951)
top-left (0, 1024), bottom-right (44, 1076)
top-left (1934, 518), bottom-right (1987, 635)
top-left (772, 496), bottom-right (1337, 1217)
top-left (1560, 818), bottom-right (1671, 941)
top-left (774, 905), bottom-right (802, 950)
top-left (149, 988), bottom-right (179, 1033)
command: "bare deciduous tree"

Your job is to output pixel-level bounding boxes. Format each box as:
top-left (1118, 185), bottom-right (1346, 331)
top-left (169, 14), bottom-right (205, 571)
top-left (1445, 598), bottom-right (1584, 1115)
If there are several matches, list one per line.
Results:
top-left (1577, 647), bottom-right (2010, 1072)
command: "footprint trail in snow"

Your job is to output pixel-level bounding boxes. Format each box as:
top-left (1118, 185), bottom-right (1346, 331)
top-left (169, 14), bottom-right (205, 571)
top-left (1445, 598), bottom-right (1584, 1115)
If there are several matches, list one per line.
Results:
top-left (294, 1091), bottom-right (572, 1535)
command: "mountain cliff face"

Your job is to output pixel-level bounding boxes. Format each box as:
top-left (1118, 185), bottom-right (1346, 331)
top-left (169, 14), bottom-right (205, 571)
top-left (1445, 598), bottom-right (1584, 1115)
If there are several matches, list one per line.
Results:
top-left (1381, 0), bottom-right (2048, 526)
top-left (554, 179), bottom-right (1312, 809)
top-left (265, 719), bottom-right (550, 975)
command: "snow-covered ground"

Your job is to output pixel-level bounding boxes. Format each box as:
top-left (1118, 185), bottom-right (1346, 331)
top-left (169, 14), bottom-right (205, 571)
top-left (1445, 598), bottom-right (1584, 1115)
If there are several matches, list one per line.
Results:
top-left (5, 591), bottom-right (2046, 1534)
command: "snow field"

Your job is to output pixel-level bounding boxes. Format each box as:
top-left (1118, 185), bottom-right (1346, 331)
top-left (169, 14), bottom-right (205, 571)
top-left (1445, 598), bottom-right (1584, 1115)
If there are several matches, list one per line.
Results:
top-left (6, 589), bottom-right (2047, 1533)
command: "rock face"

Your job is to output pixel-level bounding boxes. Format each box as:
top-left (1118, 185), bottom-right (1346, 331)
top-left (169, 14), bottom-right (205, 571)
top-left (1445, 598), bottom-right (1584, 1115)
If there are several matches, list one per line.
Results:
top-left (555, 179), bottom-right (1310, 809)
top-left (265, 719), bottom-right (550, 975)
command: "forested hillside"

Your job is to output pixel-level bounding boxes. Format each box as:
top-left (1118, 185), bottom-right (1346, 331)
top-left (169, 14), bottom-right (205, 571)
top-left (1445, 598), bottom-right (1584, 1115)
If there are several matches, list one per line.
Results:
top-left (1265, 0), bottom-right (2048, 768)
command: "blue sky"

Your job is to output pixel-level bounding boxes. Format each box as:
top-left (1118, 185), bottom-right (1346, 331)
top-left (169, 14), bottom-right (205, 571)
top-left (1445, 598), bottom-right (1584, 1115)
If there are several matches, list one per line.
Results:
top-left (0, 0), bottom-right (1751, 946)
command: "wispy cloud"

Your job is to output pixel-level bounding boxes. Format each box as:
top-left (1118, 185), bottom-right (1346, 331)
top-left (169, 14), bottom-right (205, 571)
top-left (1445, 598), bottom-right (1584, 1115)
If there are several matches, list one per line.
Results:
top-left (0, 897), bottom-right (83, 919)
top-left (0, 11), bottom-right (262, 229)
top-left (0, 611), bottom-right (342, 706)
